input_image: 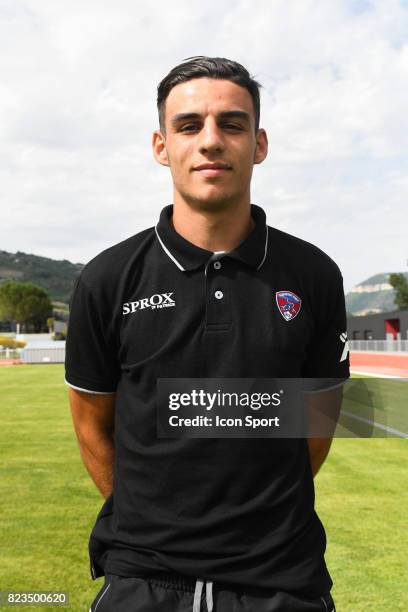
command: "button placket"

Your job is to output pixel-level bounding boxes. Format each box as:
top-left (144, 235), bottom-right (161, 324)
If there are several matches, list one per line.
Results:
top-left (204, 255), bottom-right (231, 328)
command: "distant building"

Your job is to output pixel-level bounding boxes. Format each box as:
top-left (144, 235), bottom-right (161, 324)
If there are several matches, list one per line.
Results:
top-left (347, 309), bottom-right (408, 340)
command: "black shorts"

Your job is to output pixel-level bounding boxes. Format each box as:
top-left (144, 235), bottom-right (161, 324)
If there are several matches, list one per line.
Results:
top-left (89, 572), bottom-right (336, 612)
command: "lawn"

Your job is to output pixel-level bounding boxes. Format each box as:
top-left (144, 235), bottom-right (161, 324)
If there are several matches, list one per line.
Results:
top-left (0, 364), bottom-right (406, 610)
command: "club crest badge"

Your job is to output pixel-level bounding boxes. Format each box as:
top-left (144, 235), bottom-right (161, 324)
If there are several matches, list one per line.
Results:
top-left (276, 291), bottom-right (302, 321)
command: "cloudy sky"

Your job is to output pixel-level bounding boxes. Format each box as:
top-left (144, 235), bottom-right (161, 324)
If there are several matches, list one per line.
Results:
top-left (1, 0), bottom-right (407, 293)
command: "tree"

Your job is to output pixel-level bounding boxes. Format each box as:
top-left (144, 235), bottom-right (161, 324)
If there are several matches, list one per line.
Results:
top-left (0, 281), bottom-right (53, 333)
top-left (389, 273), bottom-right (408, 310)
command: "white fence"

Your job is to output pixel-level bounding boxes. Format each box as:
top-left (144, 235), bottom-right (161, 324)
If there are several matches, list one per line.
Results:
top-left (349, 340), bottom-right (408, 352)
top-left (0, 345), bottom-right (66, 363)
top-left (20, 341), bottom-right (66, 363)
top-left (0, 348), bottom-right (21, 360)
top-left (2, 340), bottom-right (408, 364)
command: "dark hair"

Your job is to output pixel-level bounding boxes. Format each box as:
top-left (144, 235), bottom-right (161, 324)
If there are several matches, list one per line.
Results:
top-left (157, 56), bottom-right (262, 135)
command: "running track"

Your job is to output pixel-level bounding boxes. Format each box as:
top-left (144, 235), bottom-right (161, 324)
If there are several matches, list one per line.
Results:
top-left (350, 351), bottom-right (408, 377)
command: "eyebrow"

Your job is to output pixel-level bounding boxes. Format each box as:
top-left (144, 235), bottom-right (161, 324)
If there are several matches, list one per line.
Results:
top-left (170, 110), bottom-right (251, 127)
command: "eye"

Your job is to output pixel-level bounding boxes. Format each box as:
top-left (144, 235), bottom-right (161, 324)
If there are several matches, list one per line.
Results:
top-left (222, 124), bottom-right (243, 130)
top-left (179, 124), bottom-right (199, 132)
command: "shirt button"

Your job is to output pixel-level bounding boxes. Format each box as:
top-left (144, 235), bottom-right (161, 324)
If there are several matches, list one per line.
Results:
top-left (213, 261), bottom-right (221, 270)
top-left (214, 290), bottom-right (223, 300)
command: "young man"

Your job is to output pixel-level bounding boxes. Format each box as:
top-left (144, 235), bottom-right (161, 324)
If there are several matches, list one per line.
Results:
top-left (65, 56), bottom-right (349, 611)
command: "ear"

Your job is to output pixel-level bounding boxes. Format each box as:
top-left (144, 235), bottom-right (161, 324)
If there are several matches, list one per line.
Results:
top-left (254, 128), bottom-right (268, 165)
top-left (152, 130), bottom-right (170, 167)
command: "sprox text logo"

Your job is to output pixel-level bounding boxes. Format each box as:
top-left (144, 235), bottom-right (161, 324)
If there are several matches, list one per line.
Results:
top-left (123, 292), bottom-right (175, 315)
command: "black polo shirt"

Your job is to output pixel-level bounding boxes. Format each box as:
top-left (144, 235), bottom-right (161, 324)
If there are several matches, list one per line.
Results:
top-left (65, 203), bottom-right (350, 598)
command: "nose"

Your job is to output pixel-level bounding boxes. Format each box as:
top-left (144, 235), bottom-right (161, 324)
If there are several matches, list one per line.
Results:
top-left (198, 117), bottom-right (224, 154)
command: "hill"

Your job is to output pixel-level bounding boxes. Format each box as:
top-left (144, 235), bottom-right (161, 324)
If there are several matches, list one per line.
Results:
top-left (0, 250), bottom-right (83, 306)
top-left (345, 272), bottom-right (408, 316)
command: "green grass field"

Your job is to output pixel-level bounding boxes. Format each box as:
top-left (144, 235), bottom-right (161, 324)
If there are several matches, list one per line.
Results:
top-left (0, 364), bottom-right (406, 610)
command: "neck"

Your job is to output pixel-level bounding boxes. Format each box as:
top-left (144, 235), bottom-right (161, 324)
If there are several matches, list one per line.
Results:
top-left (171, 193), bottom-right (255, 253)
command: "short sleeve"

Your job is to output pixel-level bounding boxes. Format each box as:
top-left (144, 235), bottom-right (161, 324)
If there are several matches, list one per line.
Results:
top-left (302, 266), bottom-right (350, 390)
top-left (64, 275), bottom-right (121, 394)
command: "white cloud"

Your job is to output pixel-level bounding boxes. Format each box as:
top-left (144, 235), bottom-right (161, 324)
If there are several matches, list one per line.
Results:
top-left (1, 0), bottom-right (407, 294)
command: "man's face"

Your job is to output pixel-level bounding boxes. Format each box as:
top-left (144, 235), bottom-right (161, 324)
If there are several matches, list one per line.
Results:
top-left (152, 77), bottom-right (268, 212)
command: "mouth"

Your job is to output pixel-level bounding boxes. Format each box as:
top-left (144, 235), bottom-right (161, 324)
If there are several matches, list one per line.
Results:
top-left (193, 163), bottom-right (232, 177)
top-left (196, 168), bottom-right (231, 177)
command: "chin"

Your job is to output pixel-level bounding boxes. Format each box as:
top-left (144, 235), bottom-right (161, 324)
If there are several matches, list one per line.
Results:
top-left (183, 188), bottom-right (239, 210)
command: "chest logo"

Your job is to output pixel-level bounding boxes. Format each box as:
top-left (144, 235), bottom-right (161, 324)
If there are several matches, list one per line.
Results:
top-left (123, 292), bottom-right (175, 315)
top-left (276, 291), bottom-right (302, 321)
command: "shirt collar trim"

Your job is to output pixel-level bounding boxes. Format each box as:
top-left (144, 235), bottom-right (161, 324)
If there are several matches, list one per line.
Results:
top-left (155, 203), bottom-right (268, 272)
